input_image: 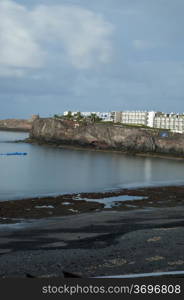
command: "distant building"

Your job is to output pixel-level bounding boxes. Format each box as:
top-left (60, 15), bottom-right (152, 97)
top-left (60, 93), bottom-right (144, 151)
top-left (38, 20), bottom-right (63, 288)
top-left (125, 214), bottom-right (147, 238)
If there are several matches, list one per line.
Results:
top-left (153, 112), bottom-right (184, 133)
top-left (97, 112), bottom-right (113, 122)
top-left (113, 111), bottom-right (155, 127)
top-left (121, 111), bottom-right (148, 126)
top-left (63, 110), bottom-right (184, 133)
top-left (112, 110), bottom-right (184, 133)
top-left (111, 111), bottom-right (121, 123)
top-left (147, 111), bottom-right (156, 127)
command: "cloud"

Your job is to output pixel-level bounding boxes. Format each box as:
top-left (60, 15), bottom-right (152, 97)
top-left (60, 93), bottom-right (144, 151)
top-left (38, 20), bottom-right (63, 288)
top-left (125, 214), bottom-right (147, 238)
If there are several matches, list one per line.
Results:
top-left (0, 0), bottom-right (113, 77)
top-left (1, 0), bottom-right (184, 118)
top-left (0, 0), bottom-right (45, 71)
top-left (31, 4), bottom-right (113, 69)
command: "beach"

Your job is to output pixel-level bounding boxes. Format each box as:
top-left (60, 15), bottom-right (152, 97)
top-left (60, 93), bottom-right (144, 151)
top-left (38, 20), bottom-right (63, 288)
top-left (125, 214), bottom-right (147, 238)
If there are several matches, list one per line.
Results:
top-left (0, 185), bottom-right (184, 278)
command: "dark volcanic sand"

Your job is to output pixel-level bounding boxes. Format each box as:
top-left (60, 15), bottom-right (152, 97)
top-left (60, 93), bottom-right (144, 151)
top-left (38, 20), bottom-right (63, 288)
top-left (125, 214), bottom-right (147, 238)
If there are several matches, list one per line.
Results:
top-left (0, 185), bottom-right (184, 278)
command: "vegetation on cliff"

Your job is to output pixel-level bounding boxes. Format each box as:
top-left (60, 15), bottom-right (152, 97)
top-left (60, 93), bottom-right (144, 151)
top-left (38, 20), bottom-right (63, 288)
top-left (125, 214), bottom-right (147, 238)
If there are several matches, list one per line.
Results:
top-left (54, 111), bottom-right (102, 123)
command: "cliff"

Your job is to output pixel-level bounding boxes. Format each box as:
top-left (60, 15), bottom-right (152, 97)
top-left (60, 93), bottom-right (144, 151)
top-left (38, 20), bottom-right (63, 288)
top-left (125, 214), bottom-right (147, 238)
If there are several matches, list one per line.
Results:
top-left (30, 118), bottom-right (184, 157)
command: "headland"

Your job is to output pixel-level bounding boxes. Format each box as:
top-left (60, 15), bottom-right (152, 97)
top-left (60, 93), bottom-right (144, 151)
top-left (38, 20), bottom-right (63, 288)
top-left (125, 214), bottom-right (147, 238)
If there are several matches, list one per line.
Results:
top-left (24, 117), bottom-right (184, 159)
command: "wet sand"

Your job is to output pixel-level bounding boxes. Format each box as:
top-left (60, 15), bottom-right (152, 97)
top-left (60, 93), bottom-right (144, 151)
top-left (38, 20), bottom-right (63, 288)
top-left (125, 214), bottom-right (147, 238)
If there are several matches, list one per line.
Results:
top-left (0, 185), bottom-right (184, 278)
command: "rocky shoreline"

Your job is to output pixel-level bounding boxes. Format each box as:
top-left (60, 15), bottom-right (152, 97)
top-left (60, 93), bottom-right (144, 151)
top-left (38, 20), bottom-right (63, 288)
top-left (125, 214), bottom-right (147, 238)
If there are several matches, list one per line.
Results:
top-left (25, 137), bottom-right (184, 161)
top-left (0, 185), bottom-right (184, 221)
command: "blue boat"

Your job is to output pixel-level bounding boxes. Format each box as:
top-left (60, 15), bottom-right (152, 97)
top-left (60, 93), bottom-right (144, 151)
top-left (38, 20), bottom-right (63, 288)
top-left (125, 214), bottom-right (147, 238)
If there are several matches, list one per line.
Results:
top-left (0, 152), bottom-right (27, 156)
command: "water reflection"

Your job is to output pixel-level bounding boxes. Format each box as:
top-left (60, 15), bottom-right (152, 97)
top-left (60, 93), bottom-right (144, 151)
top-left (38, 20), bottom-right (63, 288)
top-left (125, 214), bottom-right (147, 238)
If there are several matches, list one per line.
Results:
top-left (75, 195), bottom-right (147, 208)
top-left (144, 159), bottom-right (152, 183)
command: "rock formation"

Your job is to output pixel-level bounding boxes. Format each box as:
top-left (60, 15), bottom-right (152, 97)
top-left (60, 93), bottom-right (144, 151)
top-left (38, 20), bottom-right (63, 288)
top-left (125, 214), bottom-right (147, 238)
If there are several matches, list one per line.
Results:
top-left (30, 118), bottom-right (184, 157)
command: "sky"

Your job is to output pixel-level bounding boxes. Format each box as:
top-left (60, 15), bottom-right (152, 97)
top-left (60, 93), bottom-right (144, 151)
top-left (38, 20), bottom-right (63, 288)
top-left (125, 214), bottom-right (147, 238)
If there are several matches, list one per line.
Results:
top-left (0, 0), bottom-right (184, 118)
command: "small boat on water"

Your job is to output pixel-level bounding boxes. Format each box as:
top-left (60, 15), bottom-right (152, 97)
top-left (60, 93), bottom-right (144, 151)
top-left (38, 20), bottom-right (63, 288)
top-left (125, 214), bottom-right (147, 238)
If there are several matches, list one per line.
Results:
top-left (0, 152), bottom-right (27, 156)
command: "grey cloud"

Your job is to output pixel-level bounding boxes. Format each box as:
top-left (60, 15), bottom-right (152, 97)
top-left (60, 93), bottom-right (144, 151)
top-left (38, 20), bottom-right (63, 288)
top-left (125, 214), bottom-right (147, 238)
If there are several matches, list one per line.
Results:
top-left (1, 0), bottom-right (184, 118)
top-left (0, 0), bottom-right (113, 78)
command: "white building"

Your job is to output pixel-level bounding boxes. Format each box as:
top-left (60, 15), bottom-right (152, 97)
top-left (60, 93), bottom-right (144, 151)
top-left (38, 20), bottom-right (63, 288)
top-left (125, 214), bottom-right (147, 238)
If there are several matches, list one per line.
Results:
top-left (147, 111), bottom-right (156, 127)
top-left (121, 111), bottom-right (148, 126)
top-left (113, 110), bottom-right (184, 133)
top-left (97, 112), bottom-right (113, 121)
top-left (153, 113), bottom-right (184, 133)
top-left (63, 110), bottom-right (184, 133)
top-left (113, 111), bottom-right (155, 127)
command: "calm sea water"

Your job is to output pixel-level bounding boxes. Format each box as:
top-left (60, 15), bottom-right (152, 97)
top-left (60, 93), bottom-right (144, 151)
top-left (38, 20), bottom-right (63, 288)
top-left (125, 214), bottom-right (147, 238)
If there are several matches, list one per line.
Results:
top-left (0, 131), bottom-right (184, 201)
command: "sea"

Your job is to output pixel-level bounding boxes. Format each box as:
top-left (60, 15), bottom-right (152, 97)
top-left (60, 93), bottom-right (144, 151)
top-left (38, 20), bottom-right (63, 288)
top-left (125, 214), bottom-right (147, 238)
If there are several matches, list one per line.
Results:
top-left (0, 130), bottom-right (184, 201)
